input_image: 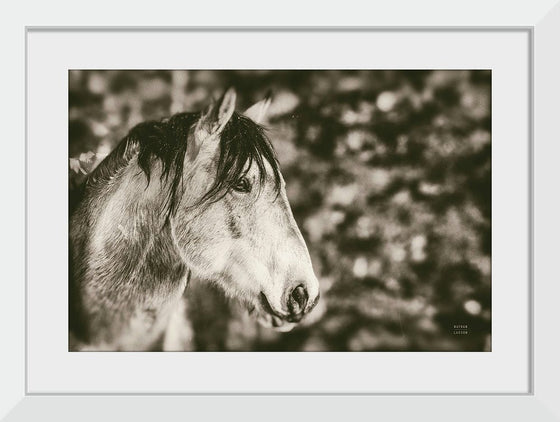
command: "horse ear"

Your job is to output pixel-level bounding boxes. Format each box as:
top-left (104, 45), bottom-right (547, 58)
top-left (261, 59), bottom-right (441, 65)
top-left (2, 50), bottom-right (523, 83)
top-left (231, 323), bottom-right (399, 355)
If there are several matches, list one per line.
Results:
top-left (197, 88), bottom-right (237, 136)
top-left (243, 94), bottom-right (272, 124)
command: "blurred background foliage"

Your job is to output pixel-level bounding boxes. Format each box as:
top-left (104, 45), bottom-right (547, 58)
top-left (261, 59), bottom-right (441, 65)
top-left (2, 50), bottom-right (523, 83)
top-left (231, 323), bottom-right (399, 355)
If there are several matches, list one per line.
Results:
top-left (69, 70), bottom-right (491, 351)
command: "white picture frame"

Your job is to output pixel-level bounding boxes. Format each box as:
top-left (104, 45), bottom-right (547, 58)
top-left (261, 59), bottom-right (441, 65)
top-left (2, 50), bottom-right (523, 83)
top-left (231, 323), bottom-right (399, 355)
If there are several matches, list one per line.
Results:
top-left (3, 0), bottom-right (559, 419)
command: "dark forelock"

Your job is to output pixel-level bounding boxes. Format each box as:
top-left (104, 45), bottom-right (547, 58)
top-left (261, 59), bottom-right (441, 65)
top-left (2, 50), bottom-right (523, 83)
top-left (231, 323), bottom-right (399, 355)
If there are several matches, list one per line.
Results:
top-left (86, 110), bottom-right (281, 219)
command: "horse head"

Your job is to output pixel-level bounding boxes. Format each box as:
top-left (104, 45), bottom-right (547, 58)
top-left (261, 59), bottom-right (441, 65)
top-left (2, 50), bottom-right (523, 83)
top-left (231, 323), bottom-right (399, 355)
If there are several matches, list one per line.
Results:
top-left (171, 89), bottom-right (320, 331)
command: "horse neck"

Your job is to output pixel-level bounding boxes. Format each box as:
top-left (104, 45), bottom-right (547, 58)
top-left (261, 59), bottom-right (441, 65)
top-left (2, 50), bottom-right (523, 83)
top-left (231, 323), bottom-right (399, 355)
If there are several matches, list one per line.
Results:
top-left (84, 161), bottom-right (189, 297)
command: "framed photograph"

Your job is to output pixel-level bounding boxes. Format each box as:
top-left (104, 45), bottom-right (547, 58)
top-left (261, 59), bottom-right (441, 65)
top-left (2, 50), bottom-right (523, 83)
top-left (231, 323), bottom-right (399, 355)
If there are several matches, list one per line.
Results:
top-left (3, 1), bottom-right (558, 420)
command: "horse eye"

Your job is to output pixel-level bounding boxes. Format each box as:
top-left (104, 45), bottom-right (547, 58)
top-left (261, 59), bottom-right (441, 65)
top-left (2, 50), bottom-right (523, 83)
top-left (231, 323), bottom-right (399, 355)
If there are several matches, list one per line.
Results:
top-left (233, 177), bottom-right (251, 193)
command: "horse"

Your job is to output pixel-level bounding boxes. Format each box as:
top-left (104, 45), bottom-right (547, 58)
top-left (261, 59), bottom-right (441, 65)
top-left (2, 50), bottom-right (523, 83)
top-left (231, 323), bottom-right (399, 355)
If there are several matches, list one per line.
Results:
top-left (69, 89), bottom-right (320, 351)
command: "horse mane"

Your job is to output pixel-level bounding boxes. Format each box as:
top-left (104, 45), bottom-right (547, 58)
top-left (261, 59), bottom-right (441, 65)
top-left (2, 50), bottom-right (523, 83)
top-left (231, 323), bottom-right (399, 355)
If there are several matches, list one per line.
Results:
top-left (84, 111), bottom-right (281, 218)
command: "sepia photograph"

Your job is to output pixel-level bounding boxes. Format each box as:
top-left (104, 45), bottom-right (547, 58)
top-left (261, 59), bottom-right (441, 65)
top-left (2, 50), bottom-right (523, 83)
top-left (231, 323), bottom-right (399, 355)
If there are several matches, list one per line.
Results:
top-left (68, 70), bottom-right (491, 352)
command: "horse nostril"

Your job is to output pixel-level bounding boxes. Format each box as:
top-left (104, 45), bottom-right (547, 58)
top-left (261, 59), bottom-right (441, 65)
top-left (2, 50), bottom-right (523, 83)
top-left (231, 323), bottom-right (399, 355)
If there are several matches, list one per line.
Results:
top-left (288, 284), bottom-right (309, 317)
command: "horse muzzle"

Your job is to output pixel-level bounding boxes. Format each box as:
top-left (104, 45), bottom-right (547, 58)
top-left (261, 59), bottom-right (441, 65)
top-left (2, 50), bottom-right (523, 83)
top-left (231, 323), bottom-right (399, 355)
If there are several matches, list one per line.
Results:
top-left (259, 285), bottom-right (320, 330)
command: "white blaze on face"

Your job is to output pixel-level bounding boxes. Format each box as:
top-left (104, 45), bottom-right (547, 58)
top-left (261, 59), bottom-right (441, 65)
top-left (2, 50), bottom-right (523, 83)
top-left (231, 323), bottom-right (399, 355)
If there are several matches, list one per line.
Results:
top-left (243, 168), bottom-right (320, 321)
